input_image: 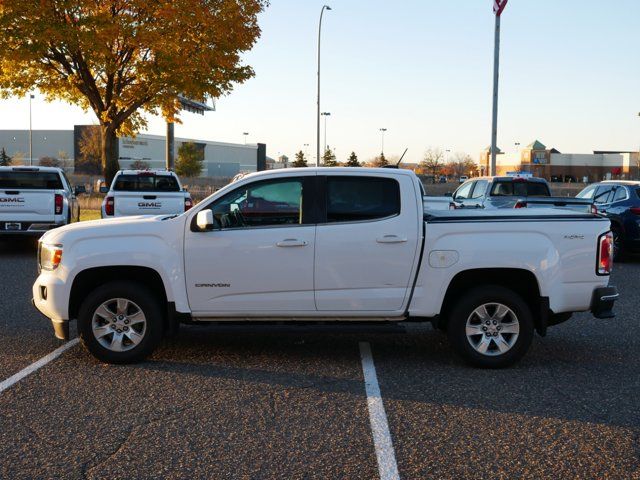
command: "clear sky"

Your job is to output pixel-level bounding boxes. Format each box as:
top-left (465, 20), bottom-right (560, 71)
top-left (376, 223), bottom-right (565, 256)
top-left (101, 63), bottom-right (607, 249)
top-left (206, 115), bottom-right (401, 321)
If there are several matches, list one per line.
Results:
top-left (0, 0), bottom-right (638, 164)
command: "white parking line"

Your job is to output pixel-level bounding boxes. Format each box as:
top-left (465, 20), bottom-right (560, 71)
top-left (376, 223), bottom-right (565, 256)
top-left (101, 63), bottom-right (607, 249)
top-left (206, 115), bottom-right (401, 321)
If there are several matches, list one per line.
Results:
top-left (359, 341), bottom-right (400, 480)
top-left (0, 338), bottom-right (79, 394)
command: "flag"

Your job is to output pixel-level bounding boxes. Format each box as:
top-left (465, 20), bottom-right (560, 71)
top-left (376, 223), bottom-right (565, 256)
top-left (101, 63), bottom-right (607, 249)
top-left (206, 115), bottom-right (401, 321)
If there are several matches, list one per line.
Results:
top-left (493, 0), bottom-right (508, 16)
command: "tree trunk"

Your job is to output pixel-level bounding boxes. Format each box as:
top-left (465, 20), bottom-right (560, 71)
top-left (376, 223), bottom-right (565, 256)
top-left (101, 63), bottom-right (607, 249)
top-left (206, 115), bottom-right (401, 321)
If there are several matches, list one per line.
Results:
top-left (101, 126), bottom-right (120, 186)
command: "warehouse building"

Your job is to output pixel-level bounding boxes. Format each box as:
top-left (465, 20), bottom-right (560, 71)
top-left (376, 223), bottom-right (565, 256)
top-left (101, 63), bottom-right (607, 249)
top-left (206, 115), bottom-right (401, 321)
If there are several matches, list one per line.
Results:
top-left (0, 126), bottom-right (265, 177)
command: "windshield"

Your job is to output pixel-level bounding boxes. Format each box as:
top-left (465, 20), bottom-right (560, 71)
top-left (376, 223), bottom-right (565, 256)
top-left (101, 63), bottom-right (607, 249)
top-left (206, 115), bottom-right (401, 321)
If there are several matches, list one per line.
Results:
top-left (490, 181), bottom-right (549, 197)
top-left (113, 174), bottom-right (180, 192)
top-left (0, 171), bottom-right (63, 189)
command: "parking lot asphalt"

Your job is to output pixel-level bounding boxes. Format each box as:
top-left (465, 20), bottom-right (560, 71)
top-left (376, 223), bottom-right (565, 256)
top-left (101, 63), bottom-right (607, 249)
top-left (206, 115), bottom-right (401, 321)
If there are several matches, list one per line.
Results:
top-left (0, 239), bottom-right (639, 479)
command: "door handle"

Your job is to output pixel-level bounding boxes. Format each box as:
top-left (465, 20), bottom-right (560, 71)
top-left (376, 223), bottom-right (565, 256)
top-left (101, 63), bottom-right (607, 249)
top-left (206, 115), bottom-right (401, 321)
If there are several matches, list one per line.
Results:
top-left (376, 235), bottom-right (408, 244)
top-left (276, 239), bottom-right (308, 247)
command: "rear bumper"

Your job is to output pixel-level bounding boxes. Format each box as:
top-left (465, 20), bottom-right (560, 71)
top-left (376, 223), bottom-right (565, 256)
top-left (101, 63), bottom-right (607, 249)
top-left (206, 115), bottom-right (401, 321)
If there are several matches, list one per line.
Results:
top-left (590, 286), bottom-right (618, 319)
top-left (0, 220), bottom-right (65, 236)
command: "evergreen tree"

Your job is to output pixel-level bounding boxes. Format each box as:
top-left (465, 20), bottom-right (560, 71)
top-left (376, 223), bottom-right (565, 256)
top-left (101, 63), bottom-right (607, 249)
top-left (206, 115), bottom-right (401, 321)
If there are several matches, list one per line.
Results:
top-left (292, 150), bottom-right (308, 168)
top-left (322, 147), bottom-right (338, 167)
top-left (0, 148), bottom-right (12, 166)
top-left (175, 142), bottom-right (204, 177)
top-left (371, 152), bottom-right (388, 167)
top-left (346, 151), bottom-right (360, 167)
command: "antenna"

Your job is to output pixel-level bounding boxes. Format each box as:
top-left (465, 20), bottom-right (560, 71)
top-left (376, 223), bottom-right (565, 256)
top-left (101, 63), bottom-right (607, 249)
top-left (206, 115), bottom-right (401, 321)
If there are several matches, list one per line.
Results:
top-left (396, 148), bottom-right (408, 166)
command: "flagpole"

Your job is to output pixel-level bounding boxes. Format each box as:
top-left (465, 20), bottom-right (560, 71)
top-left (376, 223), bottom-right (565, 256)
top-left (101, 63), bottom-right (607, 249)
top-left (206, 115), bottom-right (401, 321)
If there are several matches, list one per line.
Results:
top-left (490, 12), bottom-right (501, 176)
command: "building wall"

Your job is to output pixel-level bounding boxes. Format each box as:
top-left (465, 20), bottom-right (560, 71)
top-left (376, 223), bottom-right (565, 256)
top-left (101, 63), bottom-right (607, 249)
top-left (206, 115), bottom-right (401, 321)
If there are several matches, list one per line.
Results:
top-left (0, 129), bottom-right (260, 177)
top-left (0, 130), bottom-right (75, 165)
top-left (480, 149), bottom-right (639, 181)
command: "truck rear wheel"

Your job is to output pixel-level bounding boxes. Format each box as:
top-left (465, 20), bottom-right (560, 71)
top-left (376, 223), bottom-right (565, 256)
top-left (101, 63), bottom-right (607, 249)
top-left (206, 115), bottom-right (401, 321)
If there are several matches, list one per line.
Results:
top-left (447, 286), bottom-right (534, 368)
top-left (77, 281), bottom-right (163, 364)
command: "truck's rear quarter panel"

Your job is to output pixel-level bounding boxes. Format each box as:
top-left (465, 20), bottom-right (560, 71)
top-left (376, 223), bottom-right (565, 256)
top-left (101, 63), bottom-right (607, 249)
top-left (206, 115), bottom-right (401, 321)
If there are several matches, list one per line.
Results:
top-left (409, 214), bottom-right (611, 317)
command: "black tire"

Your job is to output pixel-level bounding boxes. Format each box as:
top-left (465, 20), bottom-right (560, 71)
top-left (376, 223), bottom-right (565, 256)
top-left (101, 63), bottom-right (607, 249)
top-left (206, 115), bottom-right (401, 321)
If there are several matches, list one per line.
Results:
top-left (78, 281), bottom-right (163, 364)
top-left (447, 285), bottom-right (534, 368)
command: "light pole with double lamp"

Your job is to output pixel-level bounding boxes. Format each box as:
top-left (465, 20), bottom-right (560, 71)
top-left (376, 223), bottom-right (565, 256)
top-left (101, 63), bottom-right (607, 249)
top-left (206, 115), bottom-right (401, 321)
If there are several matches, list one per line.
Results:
top-left (316, 5), bottom-right (332, 167)
top-left (321, 112), bottom-right (331, 156)
top-left (380, 128), bottom-right (387, 155)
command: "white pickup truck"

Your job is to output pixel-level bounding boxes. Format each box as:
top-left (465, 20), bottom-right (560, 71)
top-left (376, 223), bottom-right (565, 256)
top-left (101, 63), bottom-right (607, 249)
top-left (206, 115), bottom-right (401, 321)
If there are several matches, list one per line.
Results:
top-left (33, 168), bottom-right (617, 367)
top-left (101, 169), bottom-right (193, 218)
top-left (0, 166), bottom-right (83, 236)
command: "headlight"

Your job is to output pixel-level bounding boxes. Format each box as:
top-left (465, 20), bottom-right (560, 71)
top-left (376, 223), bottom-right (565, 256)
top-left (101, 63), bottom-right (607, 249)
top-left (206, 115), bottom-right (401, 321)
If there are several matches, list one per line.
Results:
top-left (38, 242), bottom-right (63, 271)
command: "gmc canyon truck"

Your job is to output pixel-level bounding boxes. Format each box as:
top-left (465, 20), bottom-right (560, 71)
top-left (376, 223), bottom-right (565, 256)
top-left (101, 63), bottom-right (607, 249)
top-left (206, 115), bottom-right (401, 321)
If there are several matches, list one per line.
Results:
top-left (101, 169), bottom-right (193, 218)
top-left (33, 168), bottom-right (617, 368)
top-left (0, 166), bottom-right (83, 236)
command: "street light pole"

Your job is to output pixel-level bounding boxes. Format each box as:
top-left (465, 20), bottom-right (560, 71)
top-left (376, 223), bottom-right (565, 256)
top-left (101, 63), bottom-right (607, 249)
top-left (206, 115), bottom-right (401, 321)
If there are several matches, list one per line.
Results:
top-left (321, 112), bottom-right (331, 155)
top-left (243, 132), bottom-right (249, 145)
top-left (317, 5), bottom-right (332, 167)
top-left (29, 94), bottom-right (34, 166)
top-left (380, 128), bottom-right (387, 155)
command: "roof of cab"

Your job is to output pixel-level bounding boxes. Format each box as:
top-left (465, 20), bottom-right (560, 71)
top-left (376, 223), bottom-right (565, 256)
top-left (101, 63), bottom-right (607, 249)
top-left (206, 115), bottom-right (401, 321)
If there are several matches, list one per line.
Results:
top-left (465, 176), bottom-right (548, 183)
top-left (116, 169), bottom-right (177, 176)
top-left (0, 166), bottom-right (64, 173)
top-left (236, 167), bottom-right (418, 181)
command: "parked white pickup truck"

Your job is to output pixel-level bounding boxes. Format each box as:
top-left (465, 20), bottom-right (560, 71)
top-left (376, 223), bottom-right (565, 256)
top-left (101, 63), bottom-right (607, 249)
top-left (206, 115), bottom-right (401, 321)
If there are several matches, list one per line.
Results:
top-left (0, 166), bottom-right (83, 236)
top-left (101, 169), bottom-right (192, 218)
top-left (33, 168), bottom-right (617, 367)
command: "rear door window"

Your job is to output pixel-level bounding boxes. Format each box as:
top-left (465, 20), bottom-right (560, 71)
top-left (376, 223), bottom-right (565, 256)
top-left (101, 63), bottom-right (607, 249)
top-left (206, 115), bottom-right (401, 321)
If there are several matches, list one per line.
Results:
top-left (0, 171), bottom-right (63, 189)
top-left (593, 185), bottom-right (615, 204)
top-left (612, 187), bottom-right (628, 202)
top-left (114, 174), bottom-right (180, 192)
top-left (326, 176), bottom-right (400, 222)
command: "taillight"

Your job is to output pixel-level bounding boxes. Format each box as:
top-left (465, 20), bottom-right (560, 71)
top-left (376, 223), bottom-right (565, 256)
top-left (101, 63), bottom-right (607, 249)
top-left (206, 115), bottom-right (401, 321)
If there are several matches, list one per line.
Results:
top-left (514, 200), bottom-right (527, 209)
top-left (591, 204), bottom-right (598, 215)
top-left (105, 196), bottom-right (114, 216)
top-left (629, 207), bottom-right (640, 215)
top-left (449, 202), bottom-right (456, 210)
top-left (54, 194), bottom-right (63, 215)
top-left (184, 198), bottom-right (193, 211)
top-left (597, 231), bottom-right (613, 275)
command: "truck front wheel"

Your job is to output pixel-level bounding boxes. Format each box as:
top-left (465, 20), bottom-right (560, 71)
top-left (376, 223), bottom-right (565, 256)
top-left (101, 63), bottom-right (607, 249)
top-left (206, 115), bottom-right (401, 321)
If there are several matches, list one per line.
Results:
top-left (77, 281), bottom-right (163, 364)
top-left (447, 286), bottom-right (534, 368)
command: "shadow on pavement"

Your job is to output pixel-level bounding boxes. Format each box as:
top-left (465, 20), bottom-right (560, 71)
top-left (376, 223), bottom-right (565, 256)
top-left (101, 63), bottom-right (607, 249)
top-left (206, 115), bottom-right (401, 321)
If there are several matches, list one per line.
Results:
top-left (114, 321), bottom-right (640, 430)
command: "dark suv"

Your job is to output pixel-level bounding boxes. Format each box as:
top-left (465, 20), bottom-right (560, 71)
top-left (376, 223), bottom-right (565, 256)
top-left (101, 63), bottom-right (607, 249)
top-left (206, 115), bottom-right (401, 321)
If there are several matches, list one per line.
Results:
top-left (577, 181), bottom-right (640, 260)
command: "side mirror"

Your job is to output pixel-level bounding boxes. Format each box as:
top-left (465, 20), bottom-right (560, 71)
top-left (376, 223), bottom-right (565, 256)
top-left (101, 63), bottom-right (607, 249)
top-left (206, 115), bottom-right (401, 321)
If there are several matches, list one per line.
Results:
top-left (196, 210), bottom-right (214, 231)
top-left (74, 185), bottom-right (86, 195)
top-left (99, 186), bottom-right (109, 194)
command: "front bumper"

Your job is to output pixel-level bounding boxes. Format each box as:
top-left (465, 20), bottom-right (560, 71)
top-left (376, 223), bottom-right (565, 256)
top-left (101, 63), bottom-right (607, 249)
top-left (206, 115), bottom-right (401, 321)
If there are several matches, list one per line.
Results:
top-left (590, 286), bottom-right (618, 319)
top-left (32, 274), bottom-right (71, 340)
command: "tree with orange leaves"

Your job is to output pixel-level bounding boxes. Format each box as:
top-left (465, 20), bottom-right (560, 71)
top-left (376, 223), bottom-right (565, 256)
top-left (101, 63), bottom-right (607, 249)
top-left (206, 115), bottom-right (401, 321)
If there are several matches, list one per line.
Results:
top-left (0, 0), bottom-right (268, 184)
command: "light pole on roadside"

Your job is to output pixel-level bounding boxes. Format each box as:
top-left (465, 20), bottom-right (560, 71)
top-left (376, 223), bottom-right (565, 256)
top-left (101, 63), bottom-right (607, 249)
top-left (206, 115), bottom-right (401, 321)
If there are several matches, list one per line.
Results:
top-left (636, 113), bottom-right (640, 179)
top-left (321, 112), bottom-right (331, 156)
top-left (317, 5), bottom-right (332, 167)
top-left (380, 128), bottom-right (387, 155)
top-left (243, 132), bottom-right (249, 145)
top-left (29, 94), bottom-right (34, 166)
top-left (490, 0), bottom-right (509, 176)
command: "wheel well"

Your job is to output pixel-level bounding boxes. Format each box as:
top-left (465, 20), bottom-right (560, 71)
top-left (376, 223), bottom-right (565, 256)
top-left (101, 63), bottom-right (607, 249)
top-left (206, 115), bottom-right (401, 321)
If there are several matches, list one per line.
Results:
top-left (439, 268), bottom-right (543, 329)
top-left (68, 266), bottom-right (168, 321)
